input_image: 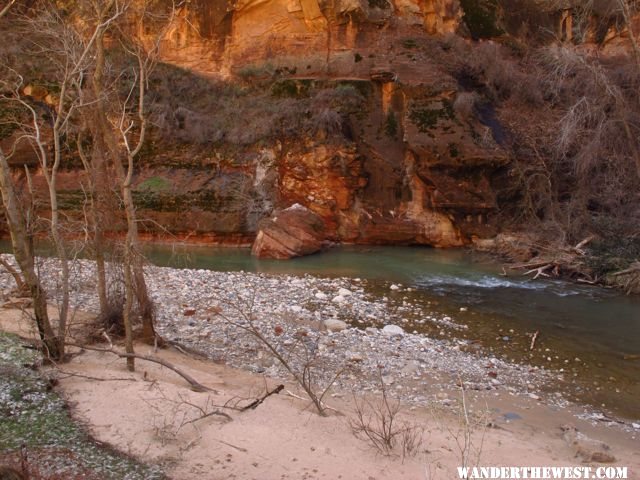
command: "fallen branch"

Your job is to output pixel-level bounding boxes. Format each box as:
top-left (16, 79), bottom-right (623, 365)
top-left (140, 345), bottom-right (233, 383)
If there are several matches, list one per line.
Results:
top-left (523, 264), bottom-right (552, 279)
top-left (165, 340), bottom-right (210, 360)
top-left (68, 343), bottom-right (215, 393)
top-left (285, 389), bottom-right (341, 414)
top-left (530, 331), bottom-right (539, 351)
top-left (611, 262), bottom-right (640, 277)
top-left (509, 260), bottom-right (552, 270)
top-left (240, 384), bottom-right (284, 411)
top-left (55, 368), bottom-right (137, 383)
top-left (571, 235), bottom-right (595, 255)
top-left (180, 408), bottom-right (232, 426)
top-left (217, 439), bottom-right (248, 452)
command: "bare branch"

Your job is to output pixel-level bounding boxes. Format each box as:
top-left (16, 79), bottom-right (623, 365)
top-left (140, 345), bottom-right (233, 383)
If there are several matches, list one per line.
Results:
top-left (0, 0), bottom-right (16, 19)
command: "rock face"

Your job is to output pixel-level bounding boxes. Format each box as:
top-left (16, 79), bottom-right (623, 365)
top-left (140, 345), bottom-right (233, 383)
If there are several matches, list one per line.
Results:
top-left (251, 204), bottom-right (326, 259)
top-left (5, 1), bottom-right (635, 250)
top-left (155, 0), bottom-right (462, 78)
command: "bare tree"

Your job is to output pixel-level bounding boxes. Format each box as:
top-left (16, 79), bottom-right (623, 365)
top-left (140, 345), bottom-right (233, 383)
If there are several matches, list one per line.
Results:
top-left (0, 147), bottom-right (60, 359)
top-left (76, 0), bottom-right (128, 318)
top-left (0, 0), bottom-right (175, 363)
top-left (109, 0), bottom-right (178, 367)
top-left (0, 4), bottom-right (132, 359)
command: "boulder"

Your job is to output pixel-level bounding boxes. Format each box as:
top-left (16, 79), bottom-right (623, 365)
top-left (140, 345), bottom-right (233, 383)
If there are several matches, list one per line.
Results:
top-left (251, 204), bottom-right (326, 259)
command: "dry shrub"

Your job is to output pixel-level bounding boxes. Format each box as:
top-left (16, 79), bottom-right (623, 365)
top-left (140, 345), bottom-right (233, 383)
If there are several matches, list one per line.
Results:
top-left (475, 42), bottom-right (640, 266)
top-left (531, 46), bottom-right (640, 241)
top-left (349, 370), bottom-right (423, 459)
top-left (148, 64), bottom-right (365, 146)
top-left (453, 91), bottom-right (479, 119)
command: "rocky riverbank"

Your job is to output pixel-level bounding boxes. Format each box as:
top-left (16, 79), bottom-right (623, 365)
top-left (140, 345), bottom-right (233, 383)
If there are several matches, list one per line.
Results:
top-left (1, 254), bottom-right (558, 408)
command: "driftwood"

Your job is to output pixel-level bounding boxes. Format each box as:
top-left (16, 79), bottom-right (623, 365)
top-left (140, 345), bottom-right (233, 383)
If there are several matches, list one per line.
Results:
top-left (524, 264), bottom-right (552, 279)
top-left (611, 262), bottom-right (640, 277)
top-left (530, 331), bottom-right (539, 351)
top-left (508, 237), bottom-right (598, 281)
top-left (69, 343), bottom-right (214, 393)
top-left (571, 235), bottom-right (595, 255)
top-left (610, 262), bottom-right (640, 294)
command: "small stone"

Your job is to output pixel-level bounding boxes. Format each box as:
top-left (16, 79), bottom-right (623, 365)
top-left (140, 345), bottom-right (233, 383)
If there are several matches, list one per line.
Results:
top-left (315, 292), bottom-right (328, 300)
top-left (290, 305), bottom-right (302, 313)
top-left (401, 360), bottom-right (421, 375)
top-left (324, 319), bottom-right (348, 332)
top-left (332, 295), bottom-right (345, 303)
top-left (338, 288), bottom-right (352, 296)
top-left (390, 284), bottom-right (400, 291)
top-left (382, 375), bottom-right (395, 385)
top-left (459, 307), bottom-right (468, 312)
top-left (348, 353), bottom-right (364, 362)
top-left (382, 324), bottom-right (405, 336)
top-left (528, 393), bottom-right (540, 400)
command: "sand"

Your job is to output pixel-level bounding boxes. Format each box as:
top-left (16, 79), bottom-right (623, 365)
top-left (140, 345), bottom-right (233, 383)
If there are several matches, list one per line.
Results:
top-left (1, 308), bottom-right (638, 480)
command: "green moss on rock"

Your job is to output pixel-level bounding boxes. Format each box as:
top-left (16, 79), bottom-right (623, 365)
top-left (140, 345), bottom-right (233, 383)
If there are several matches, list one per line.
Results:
top-left (137, 176), bottom-right (172, 192)
top-left (409, 100), bottom-right (455, 132)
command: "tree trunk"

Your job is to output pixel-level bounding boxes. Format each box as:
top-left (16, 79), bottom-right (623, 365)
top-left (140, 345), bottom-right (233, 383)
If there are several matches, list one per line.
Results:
top-left (0, 149), bottom-right (61, 360)
top-left (89, 19), bottom-right (113, 317)
top-left (46, 86), bottom-right (70, 358)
